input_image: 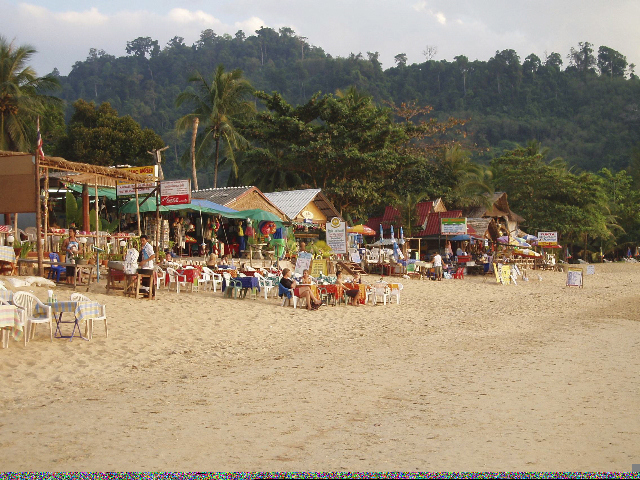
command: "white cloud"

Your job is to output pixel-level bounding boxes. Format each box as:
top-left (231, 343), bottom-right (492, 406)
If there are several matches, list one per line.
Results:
top-left (435, 12), bottom-right (446, 25)
top-left (54, 7), bottom-right (109, 26)
top-left (167, 8), bottom-right (220, 26)
top-left (412, 1), bottom-right (427, 12)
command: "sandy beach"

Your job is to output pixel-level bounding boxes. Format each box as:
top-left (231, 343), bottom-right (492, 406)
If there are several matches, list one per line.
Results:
top-left (1, 262), bottom-right (639, 472)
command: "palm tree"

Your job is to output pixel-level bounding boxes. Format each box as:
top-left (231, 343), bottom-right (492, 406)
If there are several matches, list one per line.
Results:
top-left (0, 37), bottom-right (60, 151)
top-left (441, 145), bottom-right (494, 208)
top-left (388, 191), bottom-right (431, 237)
top-left (175, 65), bottom-right (255, 188)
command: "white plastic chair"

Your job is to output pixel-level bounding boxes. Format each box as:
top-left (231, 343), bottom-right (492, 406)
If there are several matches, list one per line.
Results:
top-left (370, 283), bottom-right (391, 306)
top-left (154, 266), bottom-right (165, 291)
top-left (70, 292), bottom-right (107, 340)
top-left (254, 273), bottom-right (275, 299)
top-left (166, 267), bottom-right (187, 293)
top-left (388, 282), bottom-right (403, 304)
top-left (200, 267), bottom-right (216, 292)
top-left (13, 291), bottom-right (53, 342)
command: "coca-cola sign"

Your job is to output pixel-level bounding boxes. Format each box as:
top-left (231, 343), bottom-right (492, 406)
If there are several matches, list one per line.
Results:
top-left (160, 180), bottom-right (191, 206)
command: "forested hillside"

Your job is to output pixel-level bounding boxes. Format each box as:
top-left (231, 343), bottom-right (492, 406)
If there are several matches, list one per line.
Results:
top-left (54, 29), bottom-right (640, 180)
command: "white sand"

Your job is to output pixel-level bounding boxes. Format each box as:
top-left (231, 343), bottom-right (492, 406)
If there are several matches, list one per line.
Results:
top-left (1, 263), bottom-right (639, 472)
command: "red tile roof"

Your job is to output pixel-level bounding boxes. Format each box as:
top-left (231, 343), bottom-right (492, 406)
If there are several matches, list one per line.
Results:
top-left (365, 216), bottom-right (383, 232)
top-left (416, 210), bottom-right (463, 237)
top-left (416, 201), bottom-right (434, 227)
top-left (381, 206), bottom-right (401, 227)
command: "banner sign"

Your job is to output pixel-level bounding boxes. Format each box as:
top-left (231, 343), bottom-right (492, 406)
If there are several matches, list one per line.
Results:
top-left (538, 231), bottom-right (558, 247)
top-left (116, 182), bottom-right (156, 196)
top-left (326, 217), bottom-right (347, 254)
top-left (116, 165), bottom-right (158, 196)
top-left (310, 258), bottom-right (326, 277)
top-left (160, 180), bottom-right (191, 206)
top-left (566, 267), bottom-right (583, 287)
top-left (295, 252), bottom-right (314, 276)
top-left (441, 218), bottom-right (467, 235)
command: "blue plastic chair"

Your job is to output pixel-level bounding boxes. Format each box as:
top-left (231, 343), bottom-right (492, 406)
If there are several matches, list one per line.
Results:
top-left (48, 253), bottom-right (66, 283)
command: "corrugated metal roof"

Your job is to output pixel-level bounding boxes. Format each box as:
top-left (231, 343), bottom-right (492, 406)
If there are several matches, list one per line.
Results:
top-left (190, 199), bottom-right (238, 213)
top-left (264, 189), bottom-right (321, 220)
top-left (191, 186), bottom-right (254, 206)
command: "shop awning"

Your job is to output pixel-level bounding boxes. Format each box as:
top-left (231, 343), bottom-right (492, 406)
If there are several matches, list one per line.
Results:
top-left (65, 183), bottom-right (118, 200)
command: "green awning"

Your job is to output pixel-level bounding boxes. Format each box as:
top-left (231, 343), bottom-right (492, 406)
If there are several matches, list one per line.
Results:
top-left (66, 183), bottom-right (118, 200)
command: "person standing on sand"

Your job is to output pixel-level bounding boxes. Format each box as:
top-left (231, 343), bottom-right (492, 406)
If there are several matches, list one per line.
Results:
top-left (433, 251), bottom-right (443, 281)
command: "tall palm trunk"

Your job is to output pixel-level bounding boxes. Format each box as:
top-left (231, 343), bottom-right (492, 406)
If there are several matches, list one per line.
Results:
top-left (213, 136), bottom-right (220, 188)
top-left (191, 117), bottom-right (199, 190)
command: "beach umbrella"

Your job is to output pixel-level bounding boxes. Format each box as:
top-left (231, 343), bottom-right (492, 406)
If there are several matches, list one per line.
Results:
top-left (400, 226), bottom-right (404, 240)
top-left (514, 237), bottom-right (531, 248)
top-left (497, 235), bottom-right (510, 244)
top-left (347, 224), bottom-right (376, 235)
top-left (390, 225), bottom-right (395, 239)
top-left (379, 224), bottom-right (383, 241)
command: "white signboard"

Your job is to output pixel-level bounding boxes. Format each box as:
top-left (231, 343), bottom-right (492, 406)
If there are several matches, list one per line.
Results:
top-left (566, 267), bottom-right (583, 287)
top-left (160, 179), bottom-right (191, 206)
top-left (538, 231), bottom-right (558, 247)
top-left (326, 217), bottom-right (347, 254)
top-left (116, 182), bottom-right (156, 196)
top-left (586, 265), bottom-right (595, 275)
top-left (441, 218), bottom-right (467, 235)
top-left (295, 252), bottom-right (313, 276)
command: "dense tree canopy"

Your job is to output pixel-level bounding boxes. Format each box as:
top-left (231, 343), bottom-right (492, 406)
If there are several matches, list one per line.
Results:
top-left (55, 99), bottom-right (164, 166)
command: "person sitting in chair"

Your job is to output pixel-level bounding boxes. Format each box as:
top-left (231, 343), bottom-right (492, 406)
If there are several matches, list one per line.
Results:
top-left (299, 269), bottom-right (322, 308)
top-left (280, 268), bottom-right (321, 310)
top-left (336, 270), bottom-right (361, 306)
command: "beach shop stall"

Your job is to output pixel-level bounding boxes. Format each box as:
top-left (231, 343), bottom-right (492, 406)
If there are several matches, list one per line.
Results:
top-left (0, 151), bottom-right (153, 277)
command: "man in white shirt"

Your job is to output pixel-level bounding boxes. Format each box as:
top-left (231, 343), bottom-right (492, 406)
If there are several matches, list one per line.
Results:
top-left (433, 251), bottom-right (443, 281)
top-left (138, 235), bottom-right (155, 291)
top-left (139, 235), bottom-right (155, 270)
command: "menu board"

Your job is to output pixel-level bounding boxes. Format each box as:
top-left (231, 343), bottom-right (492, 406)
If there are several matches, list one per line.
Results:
top-left (295, 252), bottom-right (313, 276)
top-left (326, 217), bottom-right (347, 254)
top-left (500, 264), bottom-right (511, 285)
top-left (566, 267), bottom-right (583, 287)
top-left (310, 259), bottom-right (326, 277)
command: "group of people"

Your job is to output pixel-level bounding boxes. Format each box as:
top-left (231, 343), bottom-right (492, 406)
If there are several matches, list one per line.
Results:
top-left (279, 268), bottom-right (363, 310)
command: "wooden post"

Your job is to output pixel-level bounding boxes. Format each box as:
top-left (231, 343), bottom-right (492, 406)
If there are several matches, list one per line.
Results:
top-left (82, 184), bottom-right (90, 233)
top-left (135, 187), bottom-right (141, 237)
top-left (34, 155), bottom-right (44, 277)
top-left (13, 213), bottom-right (18, 241)
top-left (155, 182), bottom-right (160, 252)
top-left (43, 168), bottom-right (49, 252)
top-left (94, 177), bottom-right (99, 248)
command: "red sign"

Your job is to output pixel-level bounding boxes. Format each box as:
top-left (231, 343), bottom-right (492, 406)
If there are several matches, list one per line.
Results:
top-left (160, 180), bottom-right (191, 206)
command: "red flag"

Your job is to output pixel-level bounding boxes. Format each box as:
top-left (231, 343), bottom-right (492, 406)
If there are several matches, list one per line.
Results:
top-left (36, 117), bottom-right (45, 158)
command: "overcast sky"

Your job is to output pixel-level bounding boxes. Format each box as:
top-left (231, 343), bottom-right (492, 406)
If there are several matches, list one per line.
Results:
top-left (2, 0), bottom-right (639, 76)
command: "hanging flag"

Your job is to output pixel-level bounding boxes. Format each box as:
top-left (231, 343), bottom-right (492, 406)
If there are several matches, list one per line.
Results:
top-left (36, 117), bottom-right (45, 159)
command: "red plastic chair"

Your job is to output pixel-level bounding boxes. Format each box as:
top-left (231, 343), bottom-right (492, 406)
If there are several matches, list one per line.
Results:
top-left (453, 267), bottom-right (465, 279)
